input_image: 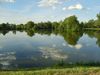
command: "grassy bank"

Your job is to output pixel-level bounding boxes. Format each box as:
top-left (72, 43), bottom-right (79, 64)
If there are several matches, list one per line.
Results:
top-left (0, 67), bottom-right (100, 75)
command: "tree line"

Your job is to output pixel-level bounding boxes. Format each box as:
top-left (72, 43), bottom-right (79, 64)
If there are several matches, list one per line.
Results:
top-left (0, 13), bottom-right (100, 31)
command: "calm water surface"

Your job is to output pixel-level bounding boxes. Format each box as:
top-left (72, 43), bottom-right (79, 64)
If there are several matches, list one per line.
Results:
top-left (0, 30), bottom-right (100, 70)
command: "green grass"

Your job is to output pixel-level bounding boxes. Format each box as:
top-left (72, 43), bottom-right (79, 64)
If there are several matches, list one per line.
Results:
top-left (0, 67), bottom-right (100, 75)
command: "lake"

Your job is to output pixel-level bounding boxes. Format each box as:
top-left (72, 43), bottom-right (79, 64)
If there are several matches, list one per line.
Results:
top-left (0, 30), bottom-right (100, 70)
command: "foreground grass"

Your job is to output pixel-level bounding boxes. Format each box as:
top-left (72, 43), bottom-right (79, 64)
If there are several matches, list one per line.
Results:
top-left (0, 67), bottom-right (100, 75)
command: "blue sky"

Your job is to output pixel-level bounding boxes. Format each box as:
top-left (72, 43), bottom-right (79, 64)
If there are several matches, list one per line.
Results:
top-left (0, 0), bottom-right (100, 24)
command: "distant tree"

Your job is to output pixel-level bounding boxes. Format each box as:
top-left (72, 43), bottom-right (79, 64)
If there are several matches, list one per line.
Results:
top-left (94, 13), bottom-right (100, 28)
top-left (16, 24), bottom-right (22, 30)
top-left (97, 13), bottom-right (100, 20)
top-left (94, 20), bottom-right (100, 28)
top-left (25, 21), bottom-right (35, 29)
top-left (84, 13), bottom-right (100, 28)
top-left (34, 21), bottom-right (52, 30)
top-left (52, 22), bottom-right (59, 30)
top-left (61, 15), bottom-right (80, 31)
top-left (0, 23), bottom-right (10, 30)
top-left (85, 19), bottom-right (95, 28)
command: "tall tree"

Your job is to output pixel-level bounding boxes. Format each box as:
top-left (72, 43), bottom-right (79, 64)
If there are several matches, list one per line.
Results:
top-left (25, 21), bottom-right (35, 29)
top-left (61, 15), bottom-right (80, 31)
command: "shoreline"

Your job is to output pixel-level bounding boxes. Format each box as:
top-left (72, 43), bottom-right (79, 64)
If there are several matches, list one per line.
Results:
top-left (0, 67), bottom-right (100, 75)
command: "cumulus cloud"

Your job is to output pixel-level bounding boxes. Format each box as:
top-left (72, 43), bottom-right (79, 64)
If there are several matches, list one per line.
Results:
top-left (0, 0), bottom-right (15, 3)
top-left (63, 4), bottom-right (83, 10)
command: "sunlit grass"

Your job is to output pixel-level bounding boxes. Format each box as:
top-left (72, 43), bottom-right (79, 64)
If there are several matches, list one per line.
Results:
top-left (0, 67), bottom-right (100, 75)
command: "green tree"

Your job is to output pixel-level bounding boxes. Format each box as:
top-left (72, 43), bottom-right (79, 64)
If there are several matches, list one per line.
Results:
top-left (34, 21), bottom-right (52, 30)
top-left (94, 13), bottom-right (100, 28)
top-left (97, 13), bottom-right (100, 20)
top-left (85, 19), bottom-right (95, 28)
top-left (61, 15), bottom-right (80, 31)
top-left (25, 21), bottom-right (35, 29)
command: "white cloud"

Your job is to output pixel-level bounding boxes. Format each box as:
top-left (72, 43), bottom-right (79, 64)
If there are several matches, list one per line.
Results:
top-left (68, 44), bottom-right (83, 50)
top-left (63, 4), bottom-right (83, 10)
top-left (38, 0), bottom-right (61, 7)
top-left (38, 0), bottom-right (62, 9)
top-left (75, 44), bottom-right (82, 49)
top-left (39, 47), bottom-right (68, 60)
top-left (0, 0), bottom-right (15, 3)
top-left (62, 7), bottom-right (67, 11)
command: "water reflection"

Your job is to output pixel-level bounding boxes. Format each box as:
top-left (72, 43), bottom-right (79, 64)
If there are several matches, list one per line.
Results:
top-left (39, 47), bottom-right (68, 60)
top-left (0, 52), bottom-right (16, 70)
top-left (0, 30), bottom-right (99, 70)
top-left (59, 31), bottom-right (83, 45)
top-left (84, 30), bottom-right (100, 47)
top-left (0, 30), bottom-right (83, 45)
top-left (68, 44), bottom-right (83, 50)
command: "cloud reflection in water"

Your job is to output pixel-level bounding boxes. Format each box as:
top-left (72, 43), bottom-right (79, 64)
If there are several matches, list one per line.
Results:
top-left (39, 47), bottom-right (68, 60)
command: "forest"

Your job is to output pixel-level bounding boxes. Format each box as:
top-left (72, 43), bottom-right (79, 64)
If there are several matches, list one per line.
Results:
top-left (0, 13), bottom-right (100, 31)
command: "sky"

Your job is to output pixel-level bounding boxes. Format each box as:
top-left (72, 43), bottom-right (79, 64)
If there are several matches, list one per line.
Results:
top-left (0, 0), bottom-right (100, 24)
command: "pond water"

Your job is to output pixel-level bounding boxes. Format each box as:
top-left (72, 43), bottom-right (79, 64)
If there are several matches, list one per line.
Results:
top-left (0, 30), bottom-right (100, 70)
